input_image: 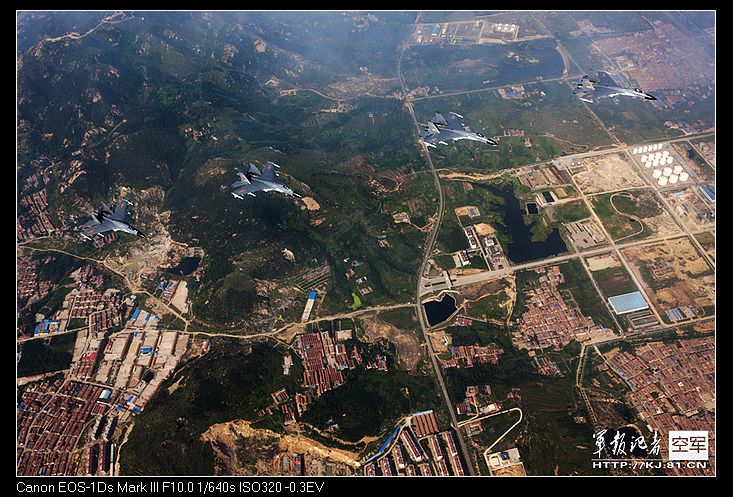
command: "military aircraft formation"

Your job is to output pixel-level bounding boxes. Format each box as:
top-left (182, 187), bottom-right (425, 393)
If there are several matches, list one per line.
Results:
top-left (417, 71), bottom-right (656, 148)
top-left (79, 162), bottom-right (299, 241)
top-left (80, 69), bottom-right (656, 242)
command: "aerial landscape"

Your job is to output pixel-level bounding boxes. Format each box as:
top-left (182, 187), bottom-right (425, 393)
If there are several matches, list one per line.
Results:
top-left (16, 10), bottom-right (715, 478)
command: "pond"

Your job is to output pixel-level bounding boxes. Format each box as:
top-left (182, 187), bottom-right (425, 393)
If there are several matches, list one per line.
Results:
top-left (479, 182), bottom-right (568, 264)
top-left (165, 256), bottom-right (201, 276)
top-left (423, 293), bottom-right (458, 327)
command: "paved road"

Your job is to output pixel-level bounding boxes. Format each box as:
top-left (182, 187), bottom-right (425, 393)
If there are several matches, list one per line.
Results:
top-left (186, 302), bottom-right (416, 341)
top-left (398, 12), bottom-right (476, 476)
top-left (420, 231), bottom-right (692, 297)
top-left (21, 245), bottom-right (191, 330)
top-left (410, 73), bottom-right (583, 102)
top-left (482, 408), bottom-right (523, 468)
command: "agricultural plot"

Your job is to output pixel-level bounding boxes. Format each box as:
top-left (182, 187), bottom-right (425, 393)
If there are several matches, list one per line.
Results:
top-left (584, 253), bottom-right (639, 298)
top-left (694, 231), bottom-right (716, 262)
top-left (401, 38), bottom-right (564, 93)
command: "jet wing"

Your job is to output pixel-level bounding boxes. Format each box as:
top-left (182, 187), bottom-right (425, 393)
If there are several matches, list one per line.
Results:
top-left (574, 75), bottom-right (595, 94)
top-left (578, 86), bottom-right (618, 103)
top-left (231, 171), bottom-right (251, 189)
top-left (596, 71), bottom-right (616, 86)
top-left (420, 132), bottom-right (441, 148)
top-left (577, 89), bottom-right (596, 103)
top-left (444, 112), bottom-right (467, 131)
top-left (81, 219), bottom-right (112, 238)
top-left (232, 180), bottom-right (266, 197)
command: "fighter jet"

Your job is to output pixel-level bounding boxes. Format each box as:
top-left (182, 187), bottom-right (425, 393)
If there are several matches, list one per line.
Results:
top-left (573, 71), bottom-right (657, 104)
top-left (419, 111), bottom-right (498, 148)
top-left (230, 161), bottom-right (300, 199)
top-left (80, 199), bottom-right (144, 240)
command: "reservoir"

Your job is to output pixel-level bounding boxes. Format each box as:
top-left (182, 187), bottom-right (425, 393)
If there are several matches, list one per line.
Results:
top-left (166, 256), bottom-right (201, 276)
top-left (423, 293), bottom-right (458, 327)
top-left (480, 182), bottom-right (567, 264)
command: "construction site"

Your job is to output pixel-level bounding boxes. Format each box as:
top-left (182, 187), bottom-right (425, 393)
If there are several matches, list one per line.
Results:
top-left (621, 237), bottom-right (715, 324)
top-left (572, 152), bottom-right (646, 195)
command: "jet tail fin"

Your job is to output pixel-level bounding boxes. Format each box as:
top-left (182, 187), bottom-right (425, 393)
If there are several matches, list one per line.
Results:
top-left (431, 111), bottom-right (448, 126)
top-left (247, 163), bottom-right (262, 177)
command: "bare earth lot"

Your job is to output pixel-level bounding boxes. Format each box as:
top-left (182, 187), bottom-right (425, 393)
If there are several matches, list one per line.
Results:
top-left (573, 153), bottom-right (645, 194)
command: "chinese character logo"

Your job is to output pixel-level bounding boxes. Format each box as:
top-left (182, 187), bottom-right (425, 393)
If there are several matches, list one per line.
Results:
top-left (593, 429), bottom-right (607, 458)
top-left (668, 431), bottom-right (709, 461)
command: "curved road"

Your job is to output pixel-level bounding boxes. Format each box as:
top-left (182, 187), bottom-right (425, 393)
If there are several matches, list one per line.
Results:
top-left (398, 13), bottom-right (476, 475)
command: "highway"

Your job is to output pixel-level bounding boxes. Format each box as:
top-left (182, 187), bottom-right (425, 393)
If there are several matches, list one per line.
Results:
top-left (420, 231), bottom-right (694, 297)
top-left (398, 12), bottom-right (476, 476)
top-left (410, 73), bottom-right (583, 102)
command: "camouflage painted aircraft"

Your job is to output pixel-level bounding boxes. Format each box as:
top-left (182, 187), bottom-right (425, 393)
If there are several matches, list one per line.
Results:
top-left (573, 71), bottom-right (657, 104)
top-left (80, 199), bottom-right (144, 240)
top-left (230, 161), bottom-right (300, 198)
top-left (419, 111), bottom-right (498, 148)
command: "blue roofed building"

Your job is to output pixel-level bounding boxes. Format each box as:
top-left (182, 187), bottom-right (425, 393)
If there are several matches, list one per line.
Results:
top-left (700, 184), bottom-right (715, 203)
top-left (608, 291), bottom-right (649, 315)
top-left (301, 291), bottom-right (318, 323)
top-left (33, 319), bottom-right (60, 336)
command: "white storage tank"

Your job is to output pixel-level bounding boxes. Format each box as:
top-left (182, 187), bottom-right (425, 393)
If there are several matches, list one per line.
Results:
top-left (658, 176), bottom-right (668, 186)
top-left (655, 152), bottom-right (662, 160)
top-left (666, 156), bottom-right (674, 165)
top-left (653, 159), bottom-right (659, 167)
top-left (633, 148), bottom-right (639, 155)
top-left (662, 150), bottom-right (669, 158)
top-left (679, 172), bottom-right (689, 182)
top-left (669, 174), bottom-right (679, 184)
top-left (663, 167), bottom-right (672, 176)
top-left (673, 165), bottom-right (683, 174)
top-left (652, 169), bottom-right (663, 178)
top-left (641, 154), bottom-right (648, 163)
